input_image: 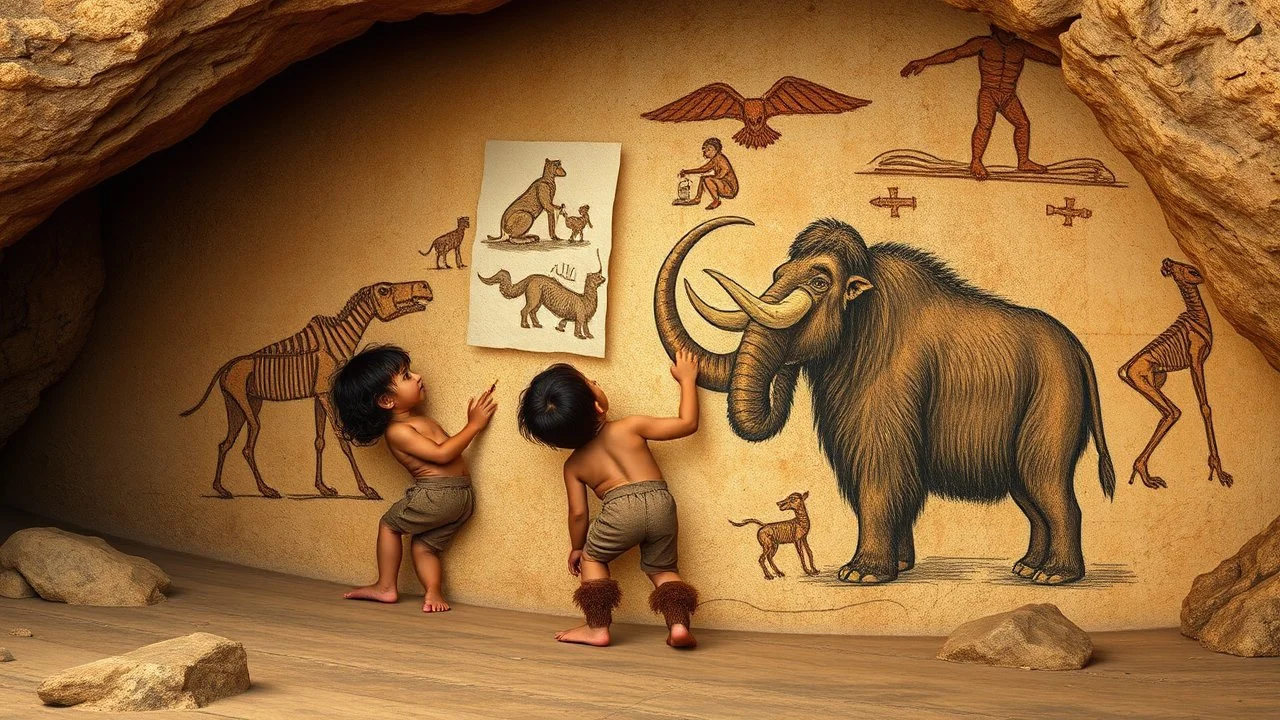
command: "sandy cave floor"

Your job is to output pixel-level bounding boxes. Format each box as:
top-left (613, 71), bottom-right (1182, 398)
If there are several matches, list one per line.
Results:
top-left (0, 509), bottom-right (1277, 719)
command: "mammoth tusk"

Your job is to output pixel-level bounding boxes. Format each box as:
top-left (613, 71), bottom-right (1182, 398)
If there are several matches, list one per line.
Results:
top-left (685, 279), bottom-right (749, 331)
top-left (705, 269), bottom-right (814, 330)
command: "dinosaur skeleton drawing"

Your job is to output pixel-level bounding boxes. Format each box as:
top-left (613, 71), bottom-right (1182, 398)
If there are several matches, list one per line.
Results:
top-left (181, 281), bottom-right (433, 499)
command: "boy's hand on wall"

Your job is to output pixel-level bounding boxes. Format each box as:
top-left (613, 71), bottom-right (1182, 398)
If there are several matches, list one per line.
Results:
top-left (467, 387), bottom-right (498, 429)
top-left (671, 349), bottom-right (699, 384)
top-left (567, 549), bottom-right (583, 577)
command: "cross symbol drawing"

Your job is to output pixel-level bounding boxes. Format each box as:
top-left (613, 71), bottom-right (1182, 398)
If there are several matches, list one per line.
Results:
top-left (1046, 197), bottom-right (1093, 227)
top-left (870, 187), bottom-right (917, 219)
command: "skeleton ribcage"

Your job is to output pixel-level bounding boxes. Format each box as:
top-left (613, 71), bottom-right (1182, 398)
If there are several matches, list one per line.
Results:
top-left (1141, 318), bottom-right (1194, 373)
top-left (250, 353), bottom-right (320, 401)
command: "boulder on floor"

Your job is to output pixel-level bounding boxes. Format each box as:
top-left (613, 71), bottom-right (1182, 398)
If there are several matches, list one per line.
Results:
top-left (1182, 514), bottom-right (1280, 657)
top-left (0, 568), bottom-right (36, 598)
top-left (0, 527), bottom-right (170, 606)
top-left (937, 603), bottom-right (1092, 670)
top-left (0, 647), bottom-right (13, 662)
top-left (37, 632), bottom-right (249, 711)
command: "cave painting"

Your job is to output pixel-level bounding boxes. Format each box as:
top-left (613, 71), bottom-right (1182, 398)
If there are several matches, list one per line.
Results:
top-left (181, 281), bottom-right (433, 500)
top-left (866, 26), bottom-right (1123, 187)
top-left (673, 138), bottom-right (739, 210)
top-left (656, 217), bottom-right (1115, 585)
top-left (1119, 259), bottom-right (1233, 490)
top-left (869, 187), bottom-right (916, 218)
top-left (478, 250), bottom-right (605, 340)
top-left (1047, 197), bottom-right (1092, 227)
top-left (421, 216), bottom-right (470, 269)
top-left (484, 158), bottom-right (567, 247)
top-left (642, 77), bottom-right (870, 149)
top-left (730, 491), bottom-right (820, 580)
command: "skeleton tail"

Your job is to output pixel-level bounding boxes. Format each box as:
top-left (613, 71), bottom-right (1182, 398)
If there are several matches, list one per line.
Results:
top-left (729, 518), bottom-right (765, 527)
top-left (1076, 341), bottom-right (1116, 500)
top-left (179, 356), bottom-right (245, 417)
top-left (478, 270), bottom-right (531, 299)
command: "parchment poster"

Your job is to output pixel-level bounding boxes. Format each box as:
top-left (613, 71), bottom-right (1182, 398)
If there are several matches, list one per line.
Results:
top-left (467, 140), bottom-right (621, 358)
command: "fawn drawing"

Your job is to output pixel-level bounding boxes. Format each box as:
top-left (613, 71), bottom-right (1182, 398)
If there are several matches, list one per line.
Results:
top-left (421, 217), bottom-right (470, 269)
top-left (477, 250), bottom-right (605, 339)
top-left (730, 491), bottom-right (819, 580)
top-left (558, 205), bottom-right (592, 243)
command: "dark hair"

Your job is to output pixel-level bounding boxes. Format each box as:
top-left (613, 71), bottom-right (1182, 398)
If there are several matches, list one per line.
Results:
top-left (518, 364), bottom-right (602, 449)
top-left (703, 137), bottom-right (722, 152)
top-left (331, 344), bottom-right (411, 446)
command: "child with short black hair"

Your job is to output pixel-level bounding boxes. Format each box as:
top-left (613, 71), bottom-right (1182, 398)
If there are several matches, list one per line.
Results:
top-left (331, 344), bottom-right (496, 613)
top-left (517, 351), bottom-right (701, 648)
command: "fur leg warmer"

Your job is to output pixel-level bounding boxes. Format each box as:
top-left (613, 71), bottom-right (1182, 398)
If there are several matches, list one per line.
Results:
top-left (573, 579), bottom-right (622, 628)
top-left (648, 580), bottom-right (698, 628)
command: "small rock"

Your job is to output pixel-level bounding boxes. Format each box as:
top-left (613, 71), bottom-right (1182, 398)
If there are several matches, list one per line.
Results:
top-left (0, 527), bottom-right (170, 606)
top-left (937, 603), bottom-right (1092, 671)
top-left (0, 568), bottom-right (36, 598)
top-left (10, 628), bottom-right (32, 637)
top-left (0, 647), bottom-right (13, 661)
top-left (1182, 513), bottom-right (1280, 657)
top-left (37, 632), bottom-right (250, 711)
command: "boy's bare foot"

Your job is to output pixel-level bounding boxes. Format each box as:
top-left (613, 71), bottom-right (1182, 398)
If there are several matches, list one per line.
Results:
top-left (422, 593), bottom-right (451, 613)
top-left (667, 623), bottom-right (697, 649)
top-left (343, 585), bottom-right (398, 603)
top-left (555, 623), bottom-right (611, 646)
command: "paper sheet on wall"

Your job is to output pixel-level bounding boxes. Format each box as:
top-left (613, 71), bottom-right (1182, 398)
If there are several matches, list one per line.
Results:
top-left (467, 140), bottom-right (621, 358)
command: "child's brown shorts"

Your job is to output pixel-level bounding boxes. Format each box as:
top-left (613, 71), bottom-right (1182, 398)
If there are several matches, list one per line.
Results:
top-left (380, 476), bottom-right (474, 553)
top-left (583, 480), bottom-right (679, 574)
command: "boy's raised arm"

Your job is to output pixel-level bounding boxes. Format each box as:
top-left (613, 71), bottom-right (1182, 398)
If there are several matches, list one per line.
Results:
top-left (385, 388), bottom-right (496, 464)
top-left (624, 350), bottom-right (700, 441)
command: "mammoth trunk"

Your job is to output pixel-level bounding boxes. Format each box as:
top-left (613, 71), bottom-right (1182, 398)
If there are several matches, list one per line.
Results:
top-left (728, 324), bottom-right (799, 441)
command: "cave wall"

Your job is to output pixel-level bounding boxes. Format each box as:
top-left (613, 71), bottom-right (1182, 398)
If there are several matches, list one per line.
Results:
top-left (2, 0), bottom-right (1278, 635)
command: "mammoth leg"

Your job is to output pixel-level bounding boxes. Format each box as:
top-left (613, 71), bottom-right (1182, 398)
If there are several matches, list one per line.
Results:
top-left (1021, 455), bottom-right (1084, 585)
top-left (895, 524), bottom-right (916, 573)
top-left (838, 471), bottom-right (911, 584)
top-left (1009, 484), bottom-right (1049, 578)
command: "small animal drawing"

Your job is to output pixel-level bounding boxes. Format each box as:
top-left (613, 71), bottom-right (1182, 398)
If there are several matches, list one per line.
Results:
top-left (486, 159), bottom-right (566, 244)
top-left (1119, 259), bottom-right (1232, 490)
top-left (550, 262), bottom-right (577, 282)
top-left (730, 491), bottom-right (820, 580)
top-left (641, 77), bottom-right (871, 149)
top-left (558, 205), bottom-right (592, 243)
top-left (478, 250), bottom-right (606, 339)
top-left (181, 281), bottom-right (433, 499)
top-left (420, 217), bottom-right (470, 269)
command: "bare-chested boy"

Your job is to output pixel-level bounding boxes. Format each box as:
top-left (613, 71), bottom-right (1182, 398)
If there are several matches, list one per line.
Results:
top-left (331, 344), bottom-right (496, 613)
top-left (517, 351), bottom-right (702, 648)
top-left (674, 137), bottom-right (738, 210)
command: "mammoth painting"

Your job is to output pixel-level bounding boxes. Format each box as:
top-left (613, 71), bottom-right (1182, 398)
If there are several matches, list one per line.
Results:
top-left (654, 217), bottom-right (1115, 585)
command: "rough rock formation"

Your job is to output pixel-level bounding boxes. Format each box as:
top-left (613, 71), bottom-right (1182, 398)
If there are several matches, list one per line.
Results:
top-left (37, 632), bottom-right (250, 711)
top-left (937, 603), bottom-right (1093, 670)
top-left (10, 627), bottom-right (33, 637)
top-left (1182, 513), bottom-right (1280, 657)
top-left (943, 0), bottom-right (1280, 371)
top-left (0, 527), bottom-right (171, 606)
top-left (0, 647), bottom-right (13, 662)
top-left (0, 192), bottom-right (103, 454)
top-left (0, 567), bottom-right (36, 598)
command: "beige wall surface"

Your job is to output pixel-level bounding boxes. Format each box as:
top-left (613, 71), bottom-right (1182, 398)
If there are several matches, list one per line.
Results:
top-left (3, 0), bottom-right (1277, 635)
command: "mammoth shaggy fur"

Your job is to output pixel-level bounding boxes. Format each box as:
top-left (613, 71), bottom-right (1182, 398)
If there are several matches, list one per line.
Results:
top-left (654, 217), bottom-right (1115, 585)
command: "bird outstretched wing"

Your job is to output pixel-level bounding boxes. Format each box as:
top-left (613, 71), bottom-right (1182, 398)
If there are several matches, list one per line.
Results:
top-left (641, 83), bottom-right (746, 122)
top-left (761, 76), bottom-right (871, 117)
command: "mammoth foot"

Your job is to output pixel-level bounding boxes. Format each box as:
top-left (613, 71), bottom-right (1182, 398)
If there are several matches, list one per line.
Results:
top-left (836, 558), bottom-right (898, 584)
top-left (1012, 560), bottom-right (1039, 578)
top-left (897, 560), bottom-right (914, 573)
top-left (1030, 563), bottom-right (1084, 585)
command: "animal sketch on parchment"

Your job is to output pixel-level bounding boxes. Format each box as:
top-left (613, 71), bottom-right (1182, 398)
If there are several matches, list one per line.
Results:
top-left (730, 491), bottom-right (820, 580)
top-left (642, 77), bottom-right (870, 149)
top-left (181, 281), bottom-right (432, 500)
top-left (550, 262), bottom-right (577, 282)
top-left (558, 205), bottom-right (593, 243)
top-left (656, 217), bottom-right (1115, 586)
top-left (421, 217), bottom-right (470, 269)
top-left (1119, 259), bottom-right (1233, 490)
top-left (478, 250), bottom-right (605, 339)
top-left (484, 158), bottom-right (566, 246)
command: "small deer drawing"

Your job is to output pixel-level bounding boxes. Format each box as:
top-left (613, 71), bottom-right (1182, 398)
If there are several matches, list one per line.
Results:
top-left (730, 491), bottom-right (819, 580)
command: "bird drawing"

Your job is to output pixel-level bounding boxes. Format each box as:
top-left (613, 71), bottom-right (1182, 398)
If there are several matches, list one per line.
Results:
top-left (641, 76), bottom-right (871, 149)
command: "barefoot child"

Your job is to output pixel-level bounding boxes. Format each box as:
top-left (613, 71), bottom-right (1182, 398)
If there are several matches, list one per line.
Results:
top-left (517, 351), bottom-right (702, 648)
top-left (331, 345), bottom-right (496, 613)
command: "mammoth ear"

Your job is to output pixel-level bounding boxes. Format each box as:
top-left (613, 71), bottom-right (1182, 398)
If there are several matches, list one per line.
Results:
top-left (844, 276), bottom-right (873, 303)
